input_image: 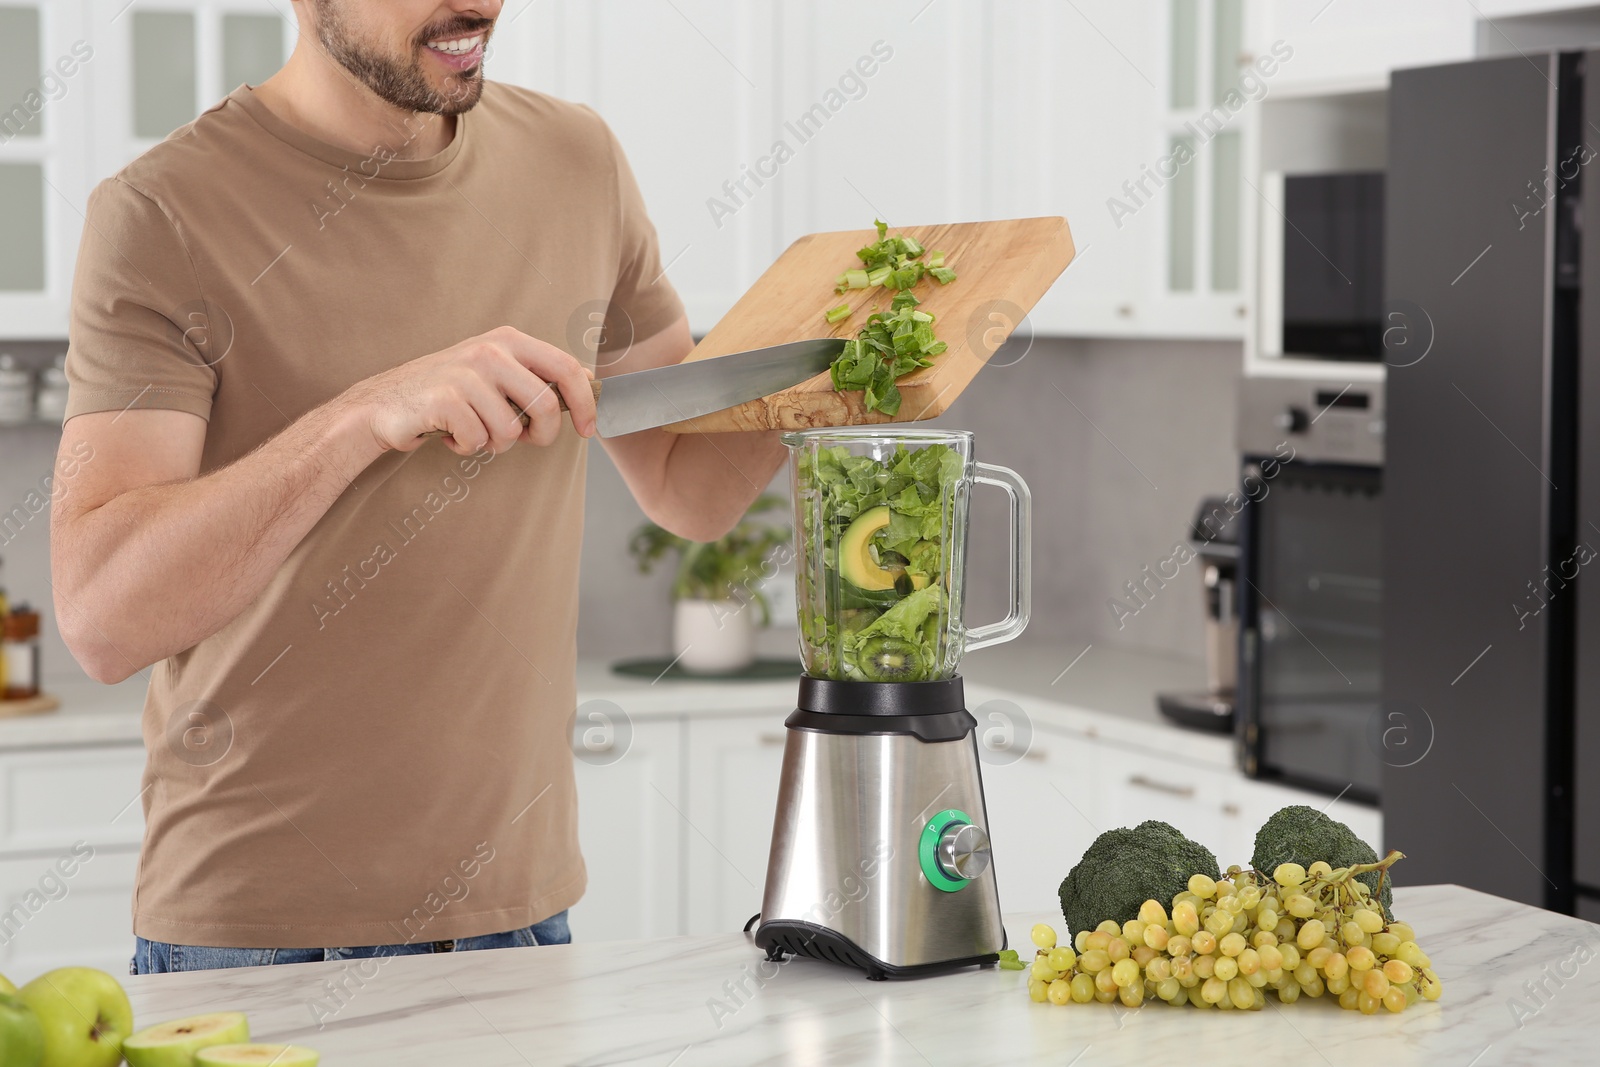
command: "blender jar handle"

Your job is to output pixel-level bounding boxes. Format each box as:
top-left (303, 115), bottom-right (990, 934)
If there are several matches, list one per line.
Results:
top-left (964, 462), bottom-right (1032, 653)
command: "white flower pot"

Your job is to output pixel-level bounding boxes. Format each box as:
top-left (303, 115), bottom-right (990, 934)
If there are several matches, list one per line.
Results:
top-left (674, 598), bottom-right (756, 674)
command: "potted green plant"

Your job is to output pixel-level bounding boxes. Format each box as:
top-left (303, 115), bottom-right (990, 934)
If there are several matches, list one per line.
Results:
top-left (629, 494), bottom-right (791, 673)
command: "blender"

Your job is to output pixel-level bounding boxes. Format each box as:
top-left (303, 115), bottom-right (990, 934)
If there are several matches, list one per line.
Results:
top-left (755, 429), bottom-right (1031, 979)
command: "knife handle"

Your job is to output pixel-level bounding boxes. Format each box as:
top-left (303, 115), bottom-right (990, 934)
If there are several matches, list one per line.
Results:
top-left (417, 378), bottom-right (602, 439)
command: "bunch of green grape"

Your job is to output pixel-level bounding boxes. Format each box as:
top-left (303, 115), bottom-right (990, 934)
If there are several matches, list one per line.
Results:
top-left (1013, 853), bottom-right (1443, 1014)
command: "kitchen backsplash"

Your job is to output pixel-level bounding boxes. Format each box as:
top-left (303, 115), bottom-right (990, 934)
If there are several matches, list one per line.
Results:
top-left (1, 336), bottom-right (1240, 685)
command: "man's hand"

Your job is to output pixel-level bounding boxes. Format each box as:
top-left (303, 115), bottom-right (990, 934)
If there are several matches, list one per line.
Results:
top-left (347, 325), bottom-right (598, 455)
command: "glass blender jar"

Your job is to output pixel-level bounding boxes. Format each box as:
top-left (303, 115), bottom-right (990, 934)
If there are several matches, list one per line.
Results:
top-left (784, 428), bottom-right (1031, 682)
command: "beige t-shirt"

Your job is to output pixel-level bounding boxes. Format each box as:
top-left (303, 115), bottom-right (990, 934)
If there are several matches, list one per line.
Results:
top-left (65, 84), bottom-right (683, 948)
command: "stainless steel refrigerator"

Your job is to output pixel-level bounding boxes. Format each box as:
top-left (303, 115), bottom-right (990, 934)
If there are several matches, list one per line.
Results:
top-left (1384, 51), bottom-right (1598, 918)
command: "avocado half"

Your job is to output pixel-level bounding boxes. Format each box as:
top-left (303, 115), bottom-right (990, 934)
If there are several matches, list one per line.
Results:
top-left (839, 506), bottom-right (931, 593)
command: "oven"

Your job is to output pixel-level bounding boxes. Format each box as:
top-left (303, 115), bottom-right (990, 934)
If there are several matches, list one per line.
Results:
top-left (1236, 377), bottom-right (1384, 804)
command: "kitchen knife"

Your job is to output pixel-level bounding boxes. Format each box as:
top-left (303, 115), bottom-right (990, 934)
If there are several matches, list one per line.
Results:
top-left (421, 336), bottom-right (845, 440)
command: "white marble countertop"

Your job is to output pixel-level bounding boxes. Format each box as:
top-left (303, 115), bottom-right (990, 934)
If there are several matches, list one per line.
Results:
top-left (0, 675), bottom-right (151, 748)
top-left (118, 885), bottom-right (1597, 1065)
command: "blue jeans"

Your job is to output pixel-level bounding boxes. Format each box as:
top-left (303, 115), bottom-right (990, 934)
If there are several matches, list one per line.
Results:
top-left (132, 910), bottom-right (570, 974)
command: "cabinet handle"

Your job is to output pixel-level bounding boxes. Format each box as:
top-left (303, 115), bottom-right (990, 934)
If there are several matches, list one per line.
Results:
top-left (1127, 774), bottom-right (1195, 798)
top-left (1023, 748), bottom-right (1047, 762)
top-left (1222, 803), bottom-right (1241, 816)
top-left (759, 732), bottom-right (788, 747)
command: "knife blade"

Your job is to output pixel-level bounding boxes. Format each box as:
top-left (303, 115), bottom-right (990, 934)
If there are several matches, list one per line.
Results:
top-left (421, 337), bottom-right (844, 440)
top-left (593, 336), bottom-right (844, 437)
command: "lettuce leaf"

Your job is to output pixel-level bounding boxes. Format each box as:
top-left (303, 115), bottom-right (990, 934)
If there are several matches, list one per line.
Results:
top-left (855, 584), bottom-right (945, 645)
top-left (796, 441), bottom-right (962, 681)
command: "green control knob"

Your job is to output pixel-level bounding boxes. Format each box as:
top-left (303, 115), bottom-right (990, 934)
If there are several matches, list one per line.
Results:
top-left (919, 809), bottom-right (991, 892)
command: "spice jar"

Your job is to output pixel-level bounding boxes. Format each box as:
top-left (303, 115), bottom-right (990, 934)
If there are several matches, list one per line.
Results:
top-left (2, 606), bottom-right (41, 700)
top-left (0, 354), bottom-right (32, 426)
top-left (35, 353), bottom-right (69, 423)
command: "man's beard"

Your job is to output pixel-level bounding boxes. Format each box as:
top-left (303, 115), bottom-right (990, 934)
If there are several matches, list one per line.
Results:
top-left (314, 2), bottom-right (490, 116)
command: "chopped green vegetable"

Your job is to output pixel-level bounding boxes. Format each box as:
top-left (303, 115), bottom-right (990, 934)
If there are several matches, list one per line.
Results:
top-left (825, 221), bottom-right (958, 415)
top-left (997, 948), bottom-right (1026, 971)
top-left (827, 291), bottom-right (948, 416)
top-left (824, 303), bottom-right (852, 324)
top-left (836, 268), bottom-right (870, 292)
top-left (795, 441), bottom-right (964, 681)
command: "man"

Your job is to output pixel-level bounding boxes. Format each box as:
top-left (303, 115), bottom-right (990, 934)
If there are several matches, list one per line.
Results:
top-left (51, 0), bottom-right (783, 974)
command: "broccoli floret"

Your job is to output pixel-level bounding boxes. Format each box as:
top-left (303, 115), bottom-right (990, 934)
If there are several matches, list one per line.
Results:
top-left (1057, 820), bottom-right (1220, 936)
top-left (1251, 805), bottom-right (1393, 915)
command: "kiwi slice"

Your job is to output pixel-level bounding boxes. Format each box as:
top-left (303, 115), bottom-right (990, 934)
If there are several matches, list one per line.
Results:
top-left (840, 608), bottom-right (881, 634)
top-left (857, 636), bottom-right (925, 682)
top-left (124, 1013), bottom-right (251, 1067)
top-left (196, 1045), bottom-right (319, 1067)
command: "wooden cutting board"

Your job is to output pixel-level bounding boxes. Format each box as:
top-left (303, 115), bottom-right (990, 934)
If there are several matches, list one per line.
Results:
top-left (662, 216), bottom-right (1074, 433)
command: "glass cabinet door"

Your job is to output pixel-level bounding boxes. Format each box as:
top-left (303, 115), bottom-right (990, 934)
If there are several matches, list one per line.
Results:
top-left (0, 6), bottom-right (43, 139)
top-left (0, 5), bottom-right (46, 293)
top-left (221, 13), bottom-right (283, 94)
top-left (0, 163), bottom-right (45, 291)
top-left (1161, 0), bottom-right (1252, 331)
top-left (0, 0), bottom-right (92, 335)
top-left (132, 10), bottom-right (198, 140)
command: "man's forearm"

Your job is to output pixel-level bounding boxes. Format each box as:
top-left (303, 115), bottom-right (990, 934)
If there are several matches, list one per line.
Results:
top-left (53, 399), bottom-right (383, 682)
top-left (645, 430), bottom-right (788, 541)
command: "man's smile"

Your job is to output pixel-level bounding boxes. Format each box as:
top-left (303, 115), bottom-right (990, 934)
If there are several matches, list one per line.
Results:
top-left (424, 32), bottom-right (485, 71)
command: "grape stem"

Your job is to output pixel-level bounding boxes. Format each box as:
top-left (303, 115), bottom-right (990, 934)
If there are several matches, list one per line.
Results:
top-left (1241, 849), bottom-right (1405, 886)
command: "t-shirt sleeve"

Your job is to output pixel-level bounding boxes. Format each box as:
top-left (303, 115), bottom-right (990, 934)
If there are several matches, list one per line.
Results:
top-left (596, 120), bottom-right (686, 352)
top-left (63, 177), bottom-right (217, 423)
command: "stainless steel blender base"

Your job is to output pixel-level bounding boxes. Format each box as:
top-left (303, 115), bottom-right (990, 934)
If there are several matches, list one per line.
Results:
top-left (755, 678), bottom-right (1006, 979)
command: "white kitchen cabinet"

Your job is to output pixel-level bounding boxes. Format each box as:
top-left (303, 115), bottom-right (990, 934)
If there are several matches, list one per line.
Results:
top-left (0, 0), bottom-right (290, 339)
top-left (0, 846), bottom-right (139, 979)
top-left (768, 1), bottom-right (986, 244)
top-left (496, 0), bottom-right (783, 335)
top-left (980, 725), bottom-right (1103, 914)
top-left (1255, 1), bottom-right (1474, 98)
top-left (1095, 741), bottom-right (1234, 861)
top-left (682, 714), bottom-right (789, 936)
top-left (0, 844), bottom-right (138, 979)
top-left (0, 742), bottom-right (143, 984)
top-left (988, 0), bottom-right (1145, 339)
top-left (88, 0), bottom-right (293, 180)
top-left (993, 1), bottom-right (1254, 340)
top-left (567, 717), bottom-right (685, 943)
top-left (1220, 773), bottom-right (1383, 871)
top-left (0, 745), bottom-right (146, 852)
top-left (0, 0), bottom-right (92, 339)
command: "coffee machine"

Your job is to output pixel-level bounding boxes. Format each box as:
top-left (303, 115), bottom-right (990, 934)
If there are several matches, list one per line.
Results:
top-left (755, 429), bottom-right (1030, 979)
top-left (1156, 496), bottom-right (1241, 733)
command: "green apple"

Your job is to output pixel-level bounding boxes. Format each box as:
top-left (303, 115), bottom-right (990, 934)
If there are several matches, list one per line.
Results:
top-left (124, 1012), bottom-right (250, 1067)
top-left (196, 1045), bottom-right (319, 1066)
top-left (0, 992), bottom-right (46, 1067)
top-left (0, 972), bottom-right (17, 995)
top-left (17, 968), bottom-right (133, 1067)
